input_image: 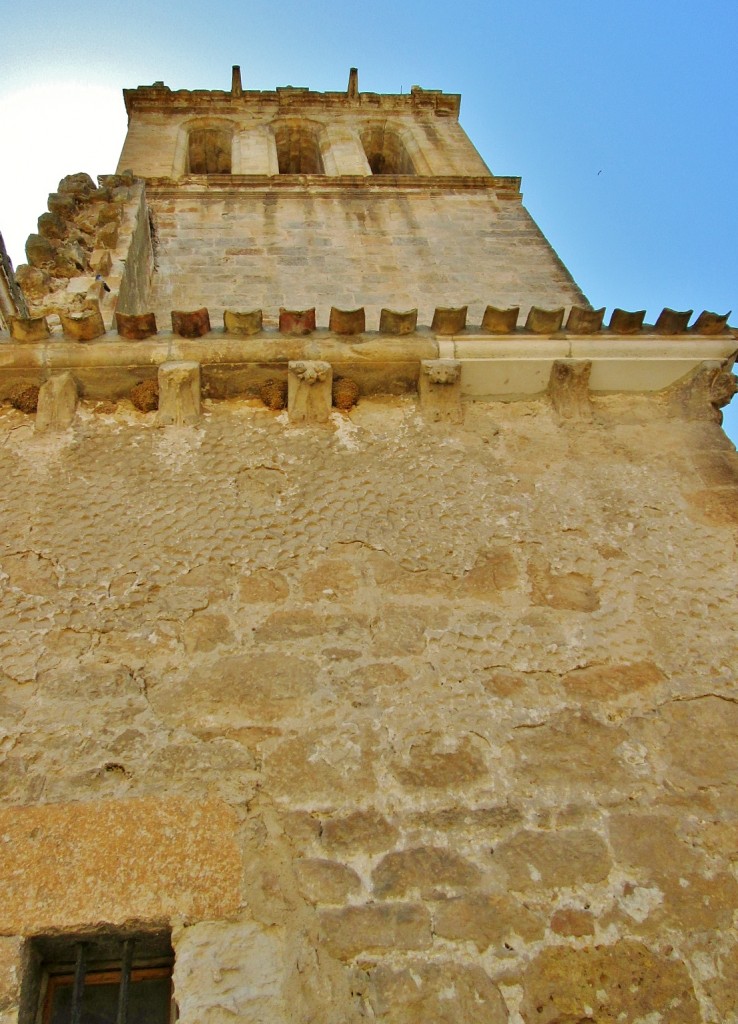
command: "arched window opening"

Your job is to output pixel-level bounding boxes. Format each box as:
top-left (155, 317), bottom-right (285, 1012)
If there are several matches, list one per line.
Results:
top-left (274, 125), bottom-right (324, 174)
top-left (187, 128), bottom-right (232, 174)
top-left (361, 127), bottom-right (415, 175)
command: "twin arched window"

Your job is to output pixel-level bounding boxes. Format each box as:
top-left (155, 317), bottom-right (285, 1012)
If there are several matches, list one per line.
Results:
top-left (183, 121), bottom-right (416, 176)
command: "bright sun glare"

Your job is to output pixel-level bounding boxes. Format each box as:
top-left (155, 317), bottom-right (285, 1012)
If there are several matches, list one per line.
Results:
top-left (0, 83), bottom-right (127, 267)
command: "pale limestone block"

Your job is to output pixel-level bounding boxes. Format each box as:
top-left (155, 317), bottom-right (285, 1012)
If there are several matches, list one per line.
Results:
top-left (35, 373), bottom-right (77, 432)
top-left (418, 358), bottom-right (462, 423)
top-left (157, 360), bottom-right (201, 426)
top-left (173, 920), bottom-right (289, 1024)
top-left (288, 360), bottom-right (332, 424)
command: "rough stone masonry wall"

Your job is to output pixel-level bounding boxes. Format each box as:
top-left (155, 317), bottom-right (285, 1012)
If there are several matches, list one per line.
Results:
top-left (147, 186), bottom-right (585, 328)
top-left (1, 389), bottom-right (738, 1023)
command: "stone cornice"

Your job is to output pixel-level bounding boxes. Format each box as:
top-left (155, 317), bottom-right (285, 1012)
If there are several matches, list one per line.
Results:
top-left (124, 84), bottom-right (461, 120)
top-left (143, 175), bottom-right (520, 199)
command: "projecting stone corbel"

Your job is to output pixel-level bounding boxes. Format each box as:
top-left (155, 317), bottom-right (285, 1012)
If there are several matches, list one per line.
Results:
top-left (609, 308), bottom-right (645, 333)
top-left (566, 306), bottom-right (605, 334)
top-left (35, 373), bottom-right (78, 432)
top-left (481, 306), bottom-right (519, 333)
top-left (548, 360), bottom-right (593, 423)
top-left (379, 308), bottom-right (417, 335)
top-left (288, 360), bottom-right (332, 424)
top-left (156, 361), bottom-right (201, 426)
top-left (419, 358), bottom-right (463, 423)
top-left (667, 358), bottom-right (738, 423)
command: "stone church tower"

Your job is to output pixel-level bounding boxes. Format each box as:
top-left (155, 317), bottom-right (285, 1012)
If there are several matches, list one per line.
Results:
top-left (1, 68), bottom-right (737, 1024)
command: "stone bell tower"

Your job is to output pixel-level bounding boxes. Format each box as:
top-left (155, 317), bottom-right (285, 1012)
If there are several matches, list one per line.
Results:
top-left (1, 66), bottom-right (738, 1024)
top-left (116, 66), bottom-right (586, 326)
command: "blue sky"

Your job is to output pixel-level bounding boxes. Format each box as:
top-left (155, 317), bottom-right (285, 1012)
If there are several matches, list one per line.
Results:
top-left (1, 0), bottom-right (736, 439)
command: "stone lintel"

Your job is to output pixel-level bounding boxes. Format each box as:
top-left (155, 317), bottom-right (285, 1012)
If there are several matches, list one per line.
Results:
top-left (0, 798), bottom-right (241, 934)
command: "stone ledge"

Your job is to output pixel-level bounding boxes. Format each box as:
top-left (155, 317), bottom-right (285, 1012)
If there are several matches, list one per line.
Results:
top-left (144, 174), bottom-right (516, 196)
top-left (0, 333), bottom-right (734, 401)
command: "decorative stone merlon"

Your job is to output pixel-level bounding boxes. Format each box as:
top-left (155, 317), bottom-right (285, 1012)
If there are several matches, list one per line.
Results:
top-left (35, 372), bottom-right (78, 432)
top-left (116, 311), bottom-right (157, 340)
top-left (288, 360), bottom-right (332, 424)
top-left (379, 308), bottom-right (417, 335)
top-left (280, 308), bottom-right (316, 336)
top-left (9, 316), bottom-right (50, 343)
top-left (224, 309), bottom-right (263, 335)
top-left (549, 360), bottom-right (593, 423)
top-left (526, 306), bottom-right (565, 334)
top-left (432, 306), bottom-right (467, 335)
top-left (172, 308), bottom-right (210, 338)
top-left (691, 310), bottom-right (731, 335)
top-left (329, 307), bottom-right (365, 335)
top-left (60, 308), bottom-right (105, 342)
top-left (419, 359), bottom-right (462, 423)
top-left (482, 306), bottom-right (519, 333)
top-left (655, 308), bottom-right (692, 335)
top-left (566, 306), bottom-right (605, 334)
top-left (609, 308), bottom-right (645, 333)
top-left (156, 361), bottom-right (201, 426)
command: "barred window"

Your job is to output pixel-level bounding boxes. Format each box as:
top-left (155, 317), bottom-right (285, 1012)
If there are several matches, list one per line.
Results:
top-left (33, 933), bottom-right (174, 1024)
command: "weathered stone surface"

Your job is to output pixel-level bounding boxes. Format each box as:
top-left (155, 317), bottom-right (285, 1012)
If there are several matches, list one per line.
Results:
top-left (434, 893), bottom-right (545, 950)
top-left (561, 661), bottom-right (665, 700)
top-left (392, 735), bottom-right (487, 789)
top-left (519, 942), bottom-right (700, 1024)
top-left (661, 695), bottom-right (738, 787)
top-left (549, 907), bottom-right (595, 936)
top-left (366, 961), bottom-right (508, 1024)
top-left (529, 559), bottom-right (600, 611)
top-left (238, 569), bottom-right (289, 603)
top-left (173, 920), bottom-right (288, 1024)
top-left (372, 846), bottom-right (481, 898)
top-left (296, 858), bottom-right (361, 904)
top-left (458, 548), bottom-right (518, 597)
top-left (0, 798), bottom-right (242, 932)
top-left (322, 810), bottom-right (399, 854)
top-left (493, 829), bottom-right (611, 889)
top-left (319, 904), bottom-right (431, 960)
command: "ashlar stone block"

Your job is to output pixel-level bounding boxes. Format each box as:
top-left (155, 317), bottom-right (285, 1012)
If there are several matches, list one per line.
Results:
top-left (35, 372), bottom-right (78, 432)
top-left (418, 358), bottom-right (462, 423)
top-left (288, 360), bottom-right (332, 424)
top-left (157, 361), bottom-right (201, 426)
